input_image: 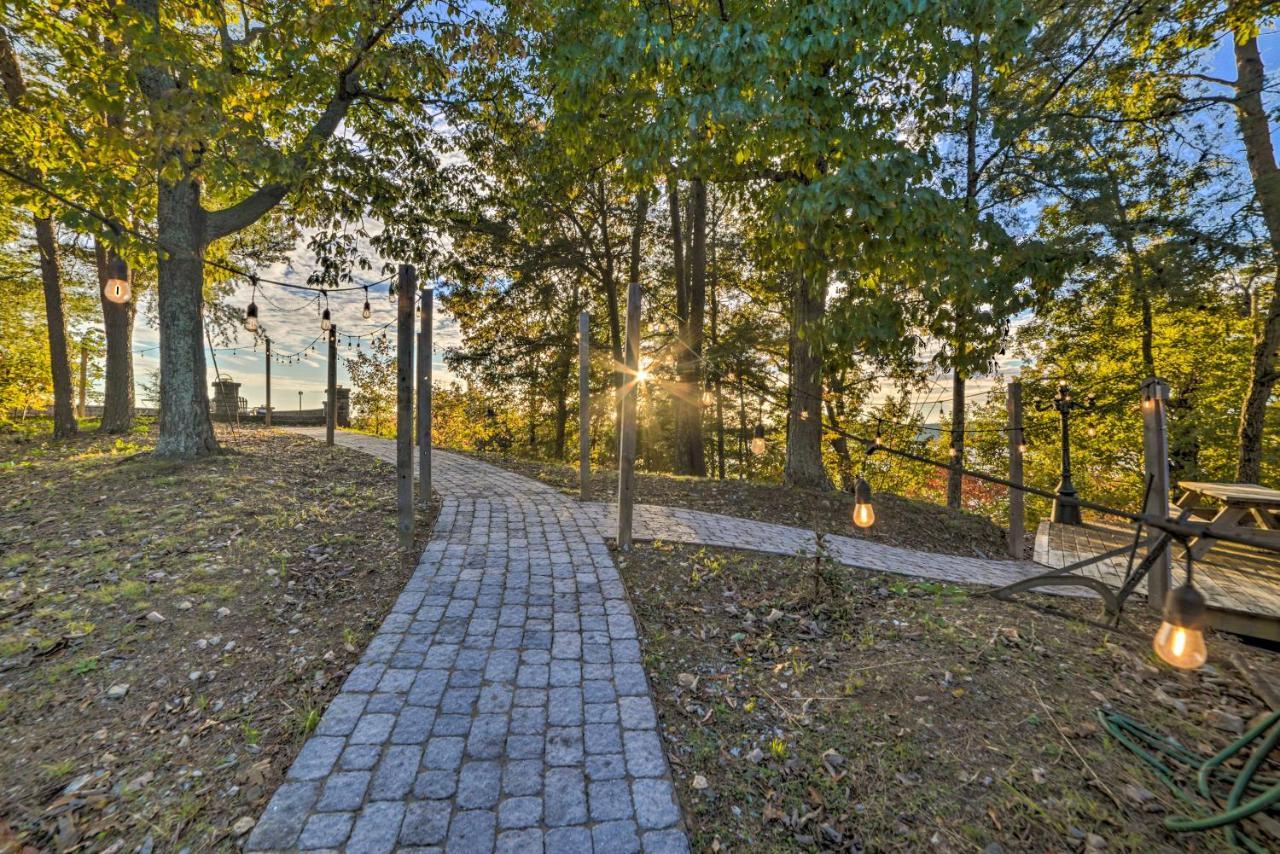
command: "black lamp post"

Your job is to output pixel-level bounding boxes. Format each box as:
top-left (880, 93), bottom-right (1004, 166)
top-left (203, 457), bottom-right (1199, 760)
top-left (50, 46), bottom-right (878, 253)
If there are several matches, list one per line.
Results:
top-left (1050, 383), bottom-right (1087, 525)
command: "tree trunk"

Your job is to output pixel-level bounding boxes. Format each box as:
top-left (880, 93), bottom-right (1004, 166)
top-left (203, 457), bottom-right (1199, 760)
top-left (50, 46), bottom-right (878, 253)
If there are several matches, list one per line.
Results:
top-left (1, 28), bottom-right (75, 438)
top-left (35, 217), bottom-right (77, 438)
top-left (1233, 31), bottom-right (1280, 483)
top-left (670, 179), bottom-right (707, 475)
top-left (95, 239), bottom-right (136, 433)
top-left (784, 271), bottom-right (830, 489)
top-left (946, 365), bottom-right (965, 509)
top-left (154, 178), bottom-right (218, 458)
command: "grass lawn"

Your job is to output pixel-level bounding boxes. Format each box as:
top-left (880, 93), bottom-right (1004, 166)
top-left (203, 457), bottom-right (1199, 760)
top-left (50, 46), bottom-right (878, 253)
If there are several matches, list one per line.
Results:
top-left (0, 422), bottom-right (434, 851)
top-left (468, 451), bottom-right (1011, 560)
top-left (620, 541), bottom-right (1280, 852)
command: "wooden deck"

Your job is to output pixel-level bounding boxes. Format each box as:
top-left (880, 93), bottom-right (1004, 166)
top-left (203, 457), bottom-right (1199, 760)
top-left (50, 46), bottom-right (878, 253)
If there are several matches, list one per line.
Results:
top-left (1035, 520), bottom-right (1280, 642)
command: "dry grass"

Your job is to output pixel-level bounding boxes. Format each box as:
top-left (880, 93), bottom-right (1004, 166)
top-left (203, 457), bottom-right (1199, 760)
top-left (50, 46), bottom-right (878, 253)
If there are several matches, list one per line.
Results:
top-left (0, 424), bottom-right (434, 851)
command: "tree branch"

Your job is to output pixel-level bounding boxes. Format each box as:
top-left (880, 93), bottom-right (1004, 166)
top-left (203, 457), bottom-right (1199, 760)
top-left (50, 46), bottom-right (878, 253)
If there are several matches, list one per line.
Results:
top-left (205, 0), bottom-right (419, 241)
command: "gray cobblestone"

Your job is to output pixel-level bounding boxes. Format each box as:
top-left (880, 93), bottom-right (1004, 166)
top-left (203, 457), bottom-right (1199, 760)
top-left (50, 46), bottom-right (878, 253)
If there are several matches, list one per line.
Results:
top-left (346, 800), bottom-right (404, 853)
top-left (594, 819), bottom-right (642, 853)
top-left (315, 770), bottom-right (370, 812)
top-left (496, 828), bottom-right (543, 853)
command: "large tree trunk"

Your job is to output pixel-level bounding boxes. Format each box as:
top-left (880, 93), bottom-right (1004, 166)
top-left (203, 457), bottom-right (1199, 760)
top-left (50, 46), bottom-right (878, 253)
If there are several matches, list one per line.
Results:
top-left (784, 271), bottom-right (830, 489)
top-left (669, 179), bottom-right (707, 475)
top-left (1233, 31), bottom-right (1280, 483)
top-left (35, 217), bottom-right (77, 438)
top-left (95, 239), bottom-right (136, 433)
top-left (154, 179), bottom-right (218, 457)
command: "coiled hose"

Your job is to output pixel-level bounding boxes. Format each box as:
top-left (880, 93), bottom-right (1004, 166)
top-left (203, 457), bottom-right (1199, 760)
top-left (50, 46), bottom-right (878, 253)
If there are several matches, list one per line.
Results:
top-left (1098, 708), bottom-right (1280, 852)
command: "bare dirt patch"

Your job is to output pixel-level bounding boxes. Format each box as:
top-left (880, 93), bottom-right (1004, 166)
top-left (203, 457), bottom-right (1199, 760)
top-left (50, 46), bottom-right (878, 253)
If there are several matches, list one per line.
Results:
top-left (468, 451), bottom-right (1009, 559)
top-left (0, 423), bottom-right (434, 851)
top-left (619, 540), bottom-right (1279, 852)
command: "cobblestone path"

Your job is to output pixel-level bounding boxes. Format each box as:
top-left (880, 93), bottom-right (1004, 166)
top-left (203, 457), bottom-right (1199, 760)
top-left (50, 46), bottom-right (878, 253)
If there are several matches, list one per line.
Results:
top-left (249, 430), bottom-right (1047, 852)
top-left (247, 432), bottom-right (688, 852)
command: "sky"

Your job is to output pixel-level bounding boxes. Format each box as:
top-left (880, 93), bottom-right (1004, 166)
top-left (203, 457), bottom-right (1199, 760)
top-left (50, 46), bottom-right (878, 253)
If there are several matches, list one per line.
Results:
top-left (130, 252), bottom-right (464, 411)
top-left (120, 26), bottom-right (1278, 421)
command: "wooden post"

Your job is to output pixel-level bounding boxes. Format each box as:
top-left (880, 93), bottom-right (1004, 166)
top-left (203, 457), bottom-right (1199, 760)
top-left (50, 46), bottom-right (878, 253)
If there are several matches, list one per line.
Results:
top-left (617, 283), bottom-right (641, 550)
top-left (325, 325), bottom-right (337, 446)
top-left (1006, 380), bottom-right (1024, 559)
top-left (396, 266), bottom-right (416, 554)
top-left (264, 337), bottom-right (272, 427)
top-left (1141, 377), bottom-right (1172, 611)
top-left (77, 340), bottom-right (88, 419)
top-left (579, 310), bottom-right (591, 501)
top-left (417, 285), bottom-right (432, 510)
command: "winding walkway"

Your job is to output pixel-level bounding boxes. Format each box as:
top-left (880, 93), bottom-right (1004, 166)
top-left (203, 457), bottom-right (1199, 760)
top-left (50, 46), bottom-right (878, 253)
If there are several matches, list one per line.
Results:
top-left (248, 430), bottom-right (1045, 853)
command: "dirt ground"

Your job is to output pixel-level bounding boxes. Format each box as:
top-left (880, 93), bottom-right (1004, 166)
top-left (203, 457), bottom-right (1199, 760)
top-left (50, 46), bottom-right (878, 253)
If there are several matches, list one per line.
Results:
top-left (470, 451), bottom-right (1011, 560)
top-left (0, 423), bottom-right (434, 852)
top-left (619, 541), bottom-right (1280, 853)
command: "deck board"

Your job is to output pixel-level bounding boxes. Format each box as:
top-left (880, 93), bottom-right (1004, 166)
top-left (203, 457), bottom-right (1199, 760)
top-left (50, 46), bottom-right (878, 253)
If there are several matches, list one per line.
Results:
top-left (1034, 520), bottom-right (1280, 641)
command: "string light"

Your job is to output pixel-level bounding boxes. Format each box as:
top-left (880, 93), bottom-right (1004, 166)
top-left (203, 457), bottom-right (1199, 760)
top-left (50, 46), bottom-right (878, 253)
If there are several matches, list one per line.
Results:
top-left (363, 286), bottom-right (372, 319)
top-left (1153, 551), bottom-right (1208, 669)
top-left (243, 276), bottom-right (259, 332)
top-left (104, 255), bottom-right (130, 303)
top-left (853, 476), bottom-right (875, 528)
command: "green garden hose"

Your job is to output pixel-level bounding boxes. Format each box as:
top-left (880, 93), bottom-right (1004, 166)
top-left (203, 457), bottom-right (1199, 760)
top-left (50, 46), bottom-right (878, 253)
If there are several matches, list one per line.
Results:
top-left (1098, 708), bottom-right (1280, 852)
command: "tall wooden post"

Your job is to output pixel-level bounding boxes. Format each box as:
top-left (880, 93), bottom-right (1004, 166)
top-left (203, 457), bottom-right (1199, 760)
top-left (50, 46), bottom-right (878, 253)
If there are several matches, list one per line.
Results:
top-left (1141, 377), bottom-right (1172, 611)
top-left (1006, 380), bottom-right (1025, 559)
top-left (417, 286), bottom-right (432, 510)
top-left (617, 283), bottom-right (641, 550)
top-left (579, 310), bottom-right (591, 501)
top-left (264, 337), bottom-right (272, 427)
top-left (396, 266), bottom-right (416, 554)
top-left (325, 325), bottom-right (337, 446)
top-left (77, 340), bottom-right (88, 419)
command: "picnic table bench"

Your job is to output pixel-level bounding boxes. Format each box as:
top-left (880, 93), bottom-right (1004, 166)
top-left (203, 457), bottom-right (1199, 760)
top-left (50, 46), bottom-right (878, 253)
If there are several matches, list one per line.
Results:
top-left (1176, 481), bottom-right (1280, 559)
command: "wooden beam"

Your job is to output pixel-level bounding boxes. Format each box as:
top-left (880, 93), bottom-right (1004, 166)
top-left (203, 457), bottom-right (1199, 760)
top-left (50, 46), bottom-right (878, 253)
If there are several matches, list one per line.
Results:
top-left (1006, 380), bottom-right (1024, 559)
top-left (617, 283), bottom-right (641, 550)
top-left (397, 266), bottom-right (416, 554)
top-left (417, 285), bottom-right (432, 510)
top-left (579, 310), bottom-right (591, 501)
top-left (325, 325), bottom-right (337, 446)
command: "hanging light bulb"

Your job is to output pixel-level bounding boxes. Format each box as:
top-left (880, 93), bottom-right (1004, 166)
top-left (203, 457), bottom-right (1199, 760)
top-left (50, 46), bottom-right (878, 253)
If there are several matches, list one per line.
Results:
top-left (852, 476), bottom-right (875, 528)
top-left (321, 307), bottom-right (332, 332)
top-left (103, 255), bottom-right (131, 303)
top-left (750, 423), bottom-right (766, 456)
top-left (244, 301), bottom-right (259, 332)
top-left (1153, 570), bottom-right (1208, 670)
top-left (363, 298), bottom-right (372, 319)
top-left (701, 389), bottom-right (715, 407)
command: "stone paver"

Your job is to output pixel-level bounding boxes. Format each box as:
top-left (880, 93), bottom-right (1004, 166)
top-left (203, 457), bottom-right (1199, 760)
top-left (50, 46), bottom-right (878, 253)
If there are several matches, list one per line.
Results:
top-left (248, 430), bottom-right (687, 853)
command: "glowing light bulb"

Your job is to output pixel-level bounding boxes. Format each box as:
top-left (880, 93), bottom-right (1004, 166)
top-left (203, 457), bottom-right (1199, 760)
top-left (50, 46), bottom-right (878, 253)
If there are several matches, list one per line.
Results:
top-left (363, 300), bottom-right (372, 319)
top-left (750, 423), bottom-right (766, 456)
top-left (244, 301), bottom-right (259, 332)
top-left (104, 255), bottom-right (130, 304)
top-left (1018, 443), bottom-right (1027, 455)
top-left (701, 390), bottom-right (715, 407)
top-left (853, 477), bottom-right (875, 529)
top-left (321, 308), bottom-right (332, 331)
top-left (1152, 583), bottom-right (1208, 670)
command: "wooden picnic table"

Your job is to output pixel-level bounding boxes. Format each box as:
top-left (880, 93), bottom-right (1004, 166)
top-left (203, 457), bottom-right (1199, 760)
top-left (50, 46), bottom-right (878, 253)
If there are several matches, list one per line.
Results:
top-left (1176, 481), bottom-right (1280, 558)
